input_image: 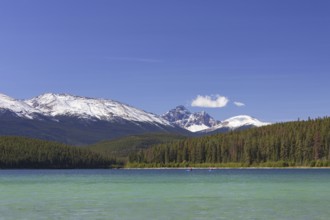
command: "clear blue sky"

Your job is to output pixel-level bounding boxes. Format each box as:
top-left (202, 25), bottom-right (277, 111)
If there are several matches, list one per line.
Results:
top-left (1, 0), bottom-right (329, 122)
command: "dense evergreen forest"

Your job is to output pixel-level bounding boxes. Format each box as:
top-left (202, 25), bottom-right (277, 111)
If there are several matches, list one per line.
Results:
top-left (128, 117), bottom-right (330, 167)
top-left (2, 117), bottom-right (330, 168)
top-left (87, 133), bottom-right (185, 162)
top-left (0, 136), bottom-right (117, 168)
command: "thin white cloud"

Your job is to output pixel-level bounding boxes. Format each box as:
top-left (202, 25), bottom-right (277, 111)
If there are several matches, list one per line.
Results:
top-left (234, 101), bottom-right (245, 107)
top-left (105, 57), bottom-right (163, 63)
top-left (191, 95), bottom-right (229, 108)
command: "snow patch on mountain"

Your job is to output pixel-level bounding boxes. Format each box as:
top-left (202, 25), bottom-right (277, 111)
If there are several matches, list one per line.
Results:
top-left (186, 124), bottom-right (210, 132)
top-left (0, 93), bottom-right (39, 119)
top-left (205, 115), bottom-right (270, 132)
top-left (25, 93), bottom-right (171, 125)
top-left (0, 93), bottom-right (171, 126)
top-left (223, 115), bottom-right (270, 128)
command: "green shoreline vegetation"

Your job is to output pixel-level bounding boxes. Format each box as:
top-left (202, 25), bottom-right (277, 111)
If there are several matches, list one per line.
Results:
top-left (1, 117), bottom-right (330, 169)
top-left (125, 161), bottom-right (330, 169)
top-left (0, 136), bottom-right (119, 169)
top-left (127, 117), bottom-right (330, 168)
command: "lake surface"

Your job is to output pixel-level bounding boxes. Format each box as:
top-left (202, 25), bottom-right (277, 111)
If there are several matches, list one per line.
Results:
top-left (0, 169), bottom-right (329, 220)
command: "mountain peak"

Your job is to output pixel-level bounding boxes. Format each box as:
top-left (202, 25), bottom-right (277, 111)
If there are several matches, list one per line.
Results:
top-left (175, 105), bottom-right (189, 111)
top-left (0, 93), bottom-right (38, 119)
top-left (33, 93), bottom-right (90, 102)
top-left (202, 115), bottom-right (270, 133)
top-left (222, 115), bottom-right (270, 127)
top-left (162, 106), bottom-right (219, 132)
top-left (0, 93), bottom-right (15, 101)
top-left (162, 105), bottom-right (191, 123)
top-left (0, 93), bottom-right (171, 126)
top-left (173, 105), bottom-right (191, 114)
top-left (25, 93), bottom-right (171, 125)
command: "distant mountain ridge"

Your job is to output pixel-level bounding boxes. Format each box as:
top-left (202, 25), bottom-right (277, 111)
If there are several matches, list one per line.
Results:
top-left (0, 93), bottom-right (269, 145)
top-left (2, 93), bottom-right (171, 125)
top-left (198, 115), bottom-right (270, 134)
top-left (0, 93), bottom-right (187, 145)
top-left (0, 93), bottom-right (39, 119)
top-left (162, 105), bottom-right (270, 133)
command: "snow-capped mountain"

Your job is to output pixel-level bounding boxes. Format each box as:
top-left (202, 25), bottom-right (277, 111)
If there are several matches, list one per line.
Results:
top-left (162, 106), bottom-right (270, 133)
top-left (162, 105), bottom-right (220, 132)
top-left (221, 115), bottom-right (270, 128)
top-left (0, 93), bottom-right (171, 125)
top-left (0, 93), bottom-right (40, 119)
top-left (201, 115), bottom-right (270, 133)
top-left (25, 93), bottom-right (171, 125)
top-left (0, 92), bottom-right (270, 145)
top-left (0, 93), bottom-right (186, 145)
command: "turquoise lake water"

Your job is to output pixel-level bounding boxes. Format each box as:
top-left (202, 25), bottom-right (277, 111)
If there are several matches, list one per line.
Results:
top-left (0, 169), bottom-right (329, 220)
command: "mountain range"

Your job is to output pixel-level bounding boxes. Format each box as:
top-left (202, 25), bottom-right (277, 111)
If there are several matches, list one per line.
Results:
top-left (0, 93), bottom-right (270, 145)
top-left (162, 105), bottom-right (269, 133)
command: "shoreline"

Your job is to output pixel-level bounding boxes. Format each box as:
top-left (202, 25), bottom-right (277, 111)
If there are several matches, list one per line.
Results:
top-left (122, 166), bottom-right (330, 170)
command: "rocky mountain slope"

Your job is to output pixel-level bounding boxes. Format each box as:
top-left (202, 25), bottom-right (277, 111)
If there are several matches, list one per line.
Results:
top-left (162, 105), bottom-right (220, 132)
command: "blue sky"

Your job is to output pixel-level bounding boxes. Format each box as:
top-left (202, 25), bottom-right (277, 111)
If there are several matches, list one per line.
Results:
top-left (0, 0), bottom-right (329, 122)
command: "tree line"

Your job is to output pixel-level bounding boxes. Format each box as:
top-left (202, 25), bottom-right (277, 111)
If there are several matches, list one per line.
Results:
top-left (0, 136), bottom-right (118, 168)
top-left (128, 117), bottom-right (330, 167)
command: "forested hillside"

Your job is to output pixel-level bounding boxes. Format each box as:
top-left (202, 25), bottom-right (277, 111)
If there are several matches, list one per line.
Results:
top-left (128, 117), bottom-right (330, 167)
top-left (0, 136), bottom-right (117, 168)
top-left (87, 133), bottom-right (185, 162)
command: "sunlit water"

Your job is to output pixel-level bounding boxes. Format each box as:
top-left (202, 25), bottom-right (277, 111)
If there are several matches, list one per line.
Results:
top-left (0, 169), bottom-right (329, 220)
